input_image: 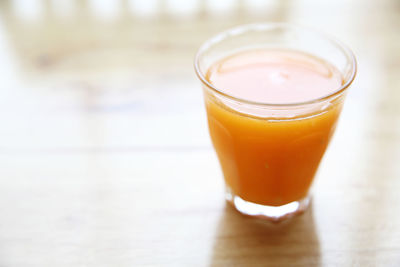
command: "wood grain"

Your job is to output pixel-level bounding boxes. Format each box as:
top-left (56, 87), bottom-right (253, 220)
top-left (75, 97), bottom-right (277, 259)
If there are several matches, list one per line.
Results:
top-left (0, 0), bottom-right (399, 266)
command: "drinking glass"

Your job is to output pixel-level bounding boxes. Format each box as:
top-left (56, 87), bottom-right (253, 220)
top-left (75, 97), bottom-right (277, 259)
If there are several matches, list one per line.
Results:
top-left (194, 23), bottom-right (356, 221)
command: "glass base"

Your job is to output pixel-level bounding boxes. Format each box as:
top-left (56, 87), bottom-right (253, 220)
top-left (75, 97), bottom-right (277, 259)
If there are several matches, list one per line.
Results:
top-left (226, 188), bottom-right (311, 222)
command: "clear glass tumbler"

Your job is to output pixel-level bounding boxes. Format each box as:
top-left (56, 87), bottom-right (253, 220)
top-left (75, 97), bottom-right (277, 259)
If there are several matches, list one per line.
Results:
top-left (194, 23), bottom-right (356, 221)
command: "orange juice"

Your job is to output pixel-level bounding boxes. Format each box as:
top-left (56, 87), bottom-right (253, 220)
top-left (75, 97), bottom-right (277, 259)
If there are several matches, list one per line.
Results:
top-left (204, 49), bottom-right (344, 206)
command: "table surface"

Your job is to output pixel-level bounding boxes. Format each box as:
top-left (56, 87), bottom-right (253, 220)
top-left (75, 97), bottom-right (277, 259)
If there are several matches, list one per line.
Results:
top-left (0, 0), bottom-right (399, 266)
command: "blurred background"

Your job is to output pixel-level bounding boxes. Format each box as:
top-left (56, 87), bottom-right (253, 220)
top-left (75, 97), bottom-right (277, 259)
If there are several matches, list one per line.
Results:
top-left (0, 0), bottom-right (399, 266)
top-left (1, 0), bottom-right (396, 151)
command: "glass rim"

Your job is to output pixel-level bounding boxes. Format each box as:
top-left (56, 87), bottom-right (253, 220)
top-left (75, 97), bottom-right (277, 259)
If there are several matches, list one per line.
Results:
top-left (194, 23), bottom-right (357, 107)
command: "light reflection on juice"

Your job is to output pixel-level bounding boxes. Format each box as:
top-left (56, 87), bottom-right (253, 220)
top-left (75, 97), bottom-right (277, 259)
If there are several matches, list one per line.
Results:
top-left (204, 49), bottom-right (344, 206)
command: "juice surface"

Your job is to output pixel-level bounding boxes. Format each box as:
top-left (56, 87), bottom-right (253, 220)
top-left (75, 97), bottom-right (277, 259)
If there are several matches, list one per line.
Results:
top-left (205, 49), bottom-right (344, 206)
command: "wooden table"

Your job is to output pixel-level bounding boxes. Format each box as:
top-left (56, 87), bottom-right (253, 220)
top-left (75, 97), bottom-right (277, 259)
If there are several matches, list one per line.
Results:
top-left (0, 0), bottom-right (399, 266)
